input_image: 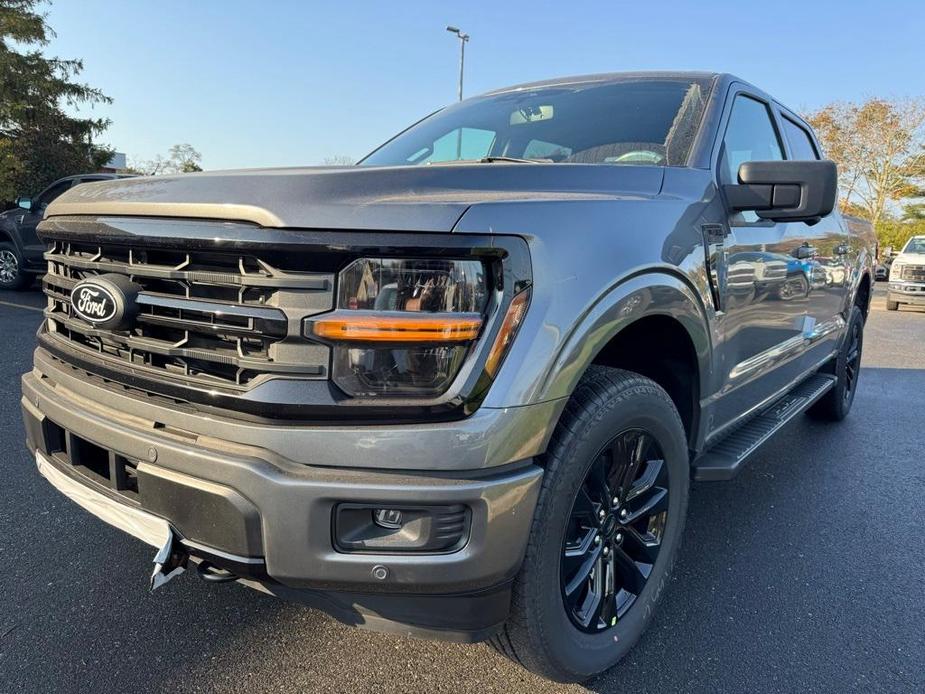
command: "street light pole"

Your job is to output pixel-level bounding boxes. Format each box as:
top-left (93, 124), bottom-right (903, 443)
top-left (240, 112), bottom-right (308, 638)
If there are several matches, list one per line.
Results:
top-left (446, 26), bottom-right (469, 102)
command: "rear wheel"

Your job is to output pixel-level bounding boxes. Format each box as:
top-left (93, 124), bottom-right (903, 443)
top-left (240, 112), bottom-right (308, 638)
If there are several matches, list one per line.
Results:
top-left (808, 305), bottom-right (864, 421)
top-left (492, 367), bottom-right (689, 682)
top-left (886, 299), bottom-right (899, 311)
top-left (0, 242), bottom-right (28, 290)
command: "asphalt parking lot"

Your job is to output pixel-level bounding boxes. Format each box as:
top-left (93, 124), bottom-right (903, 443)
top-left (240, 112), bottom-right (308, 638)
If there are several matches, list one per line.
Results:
top-left (1, 284), bottom-right (922, 694)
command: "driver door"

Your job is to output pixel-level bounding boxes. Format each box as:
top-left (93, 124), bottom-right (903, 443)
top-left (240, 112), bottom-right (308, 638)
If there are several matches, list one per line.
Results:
top-left (711, 91), bottom-right (814, 433)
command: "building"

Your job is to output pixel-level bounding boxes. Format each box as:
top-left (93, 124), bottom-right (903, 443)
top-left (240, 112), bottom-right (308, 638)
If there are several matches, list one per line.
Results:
top-left (99, 152), bottom-right (127, 173)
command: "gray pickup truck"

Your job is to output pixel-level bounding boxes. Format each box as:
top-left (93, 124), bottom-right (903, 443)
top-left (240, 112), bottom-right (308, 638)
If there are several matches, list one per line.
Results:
top-left (21, 72), bottom-right (874, 682)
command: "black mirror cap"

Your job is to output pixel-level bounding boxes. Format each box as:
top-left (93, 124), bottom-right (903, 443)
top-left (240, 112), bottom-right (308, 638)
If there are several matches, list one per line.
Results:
top-left (730, 159), bottom-right (838, 225)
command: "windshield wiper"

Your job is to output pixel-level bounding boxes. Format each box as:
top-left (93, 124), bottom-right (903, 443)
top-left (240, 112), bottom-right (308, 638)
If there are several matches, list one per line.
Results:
top-left (478, 156), bottom-right (554, 164)
top-left (424, 156), bottom-right (554, 166)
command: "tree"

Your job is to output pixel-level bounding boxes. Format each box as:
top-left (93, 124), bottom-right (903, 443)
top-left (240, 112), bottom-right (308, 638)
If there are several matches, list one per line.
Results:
top-left (167, 143), bottom-right (202, 173)
top-left (128, 144), bottom-right (203, 175)
top-left (806, 98), bottom-right (925, 229)
top-left (0, 0), bottom-right (113, 201)
top-left (901, 203), bottom-right (925, 222)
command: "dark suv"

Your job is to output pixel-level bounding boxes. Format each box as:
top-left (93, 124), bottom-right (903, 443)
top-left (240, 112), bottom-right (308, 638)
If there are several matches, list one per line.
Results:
top-left (1, 174), bottom-right (134, 289)
top-left (21, 73), bottom-right (874, 682)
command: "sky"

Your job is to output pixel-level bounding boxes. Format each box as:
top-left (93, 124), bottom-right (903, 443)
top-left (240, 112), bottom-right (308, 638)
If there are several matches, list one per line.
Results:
top-left (40, 0), bottom-right (925, 171)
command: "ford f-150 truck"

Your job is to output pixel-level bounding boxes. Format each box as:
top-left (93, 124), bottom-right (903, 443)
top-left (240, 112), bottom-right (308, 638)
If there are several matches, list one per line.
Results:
top-left (21, 72), bottom-right (874, 682)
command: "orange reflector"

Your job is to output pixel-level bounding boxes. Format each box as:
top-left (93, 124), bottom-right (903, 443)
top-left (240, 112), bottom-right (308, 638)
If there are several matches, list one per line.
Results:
top-left (485, 289), bottom-right (530, 377)
top-left (312, 312), bottom-right (483, 343)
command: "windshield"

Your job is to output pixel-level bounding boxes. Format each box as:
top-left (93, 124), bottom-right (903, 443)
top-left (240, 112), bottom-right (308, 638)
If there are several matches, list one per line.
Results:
top-left (361, 77), bottom-right (711, 167)
top-left (902, 237), bottom-right (925, 254)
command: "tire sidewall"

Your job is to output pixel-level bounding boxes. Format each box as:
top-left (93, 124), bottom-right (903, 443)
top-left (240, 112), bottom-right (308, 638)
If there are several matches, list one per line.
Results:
top-left (526, 380), bottom-right (689, 678)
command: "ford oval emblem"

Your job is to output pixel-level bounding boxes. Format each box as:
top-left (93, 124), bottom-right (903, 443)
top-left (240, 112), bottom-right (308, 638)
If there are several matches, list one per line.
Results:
top-left (72, 283), bottom-right (118, 323)
top-left (70, 274), bottom-right (141, 330)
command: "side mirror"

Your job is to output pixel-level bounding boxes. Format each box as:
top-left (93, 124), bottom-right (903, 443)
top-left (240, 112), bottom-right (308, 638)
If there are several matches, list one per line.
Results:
top-left (723, 160), bottom-right (837, 225)
top-left (882, 246), bottom-right (894, 258)
top-left (15, 196), bottom-right (33, 211)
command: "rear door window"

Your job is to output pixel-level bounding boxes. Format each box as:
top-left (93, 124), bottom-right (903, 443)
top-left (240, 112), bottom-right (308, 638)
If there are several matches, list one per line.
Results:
top-left (781, 117), bottom-right (820, 160)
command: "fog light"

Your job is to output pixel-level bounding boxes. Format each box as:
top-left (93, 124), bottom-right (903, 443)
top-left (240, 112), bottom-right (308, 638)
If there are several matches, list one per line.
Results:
top-left (334, 504), bottom-right (470, 553)
top-left (373, 508), bottom-right (404, 529)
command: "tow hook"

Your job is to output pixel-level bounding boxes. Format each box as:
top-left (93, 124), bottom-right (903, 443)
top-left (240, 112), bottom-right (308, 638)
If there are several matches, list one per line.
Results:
top-left (149, 530), bottom-right (188, 591)
top-left (195, 560), bottom-right (238, 583)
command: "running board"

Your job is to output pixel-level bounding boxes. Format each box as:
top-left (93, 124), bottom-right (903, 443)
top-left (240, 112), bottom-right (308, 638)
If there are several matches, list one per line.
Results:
top-left (692, 373), bottom-right (836, 481)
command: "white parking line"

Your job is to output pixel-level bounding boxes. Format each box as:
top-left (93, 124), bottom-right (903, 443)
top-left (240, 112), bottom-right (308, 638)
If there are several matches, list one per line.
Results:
top-left (0, 299), bottom-right (44, 313)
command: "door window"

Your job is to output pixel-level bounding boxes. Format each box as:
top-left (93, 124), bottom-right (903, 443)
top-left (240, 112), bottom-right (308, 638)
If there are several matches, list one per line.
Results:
top-left (781, 117), bottom-right (820, 160)
top-left (35, 180), bottom-right (73, 208)
top-left (719, 95), bottom-right (784, 185)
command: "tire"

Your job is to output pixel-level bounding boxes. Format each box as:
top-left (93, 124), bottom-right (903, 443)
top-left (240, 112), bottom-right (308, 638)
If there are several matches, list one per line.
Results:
top-left (491, 367), bottom-right (689, 682)
top-left (886, 299), bottom-right (899, 311)
top-left (808, 305), bottom-right (864, 422)
top-left (0, 242), bottom-right (29, 290)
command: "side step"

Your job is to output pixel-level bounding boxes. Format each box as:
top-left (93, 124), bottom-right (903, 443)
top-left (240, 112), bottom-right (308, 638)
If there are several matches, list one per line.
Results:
top-left (692, 373), bottom-right (836, 481)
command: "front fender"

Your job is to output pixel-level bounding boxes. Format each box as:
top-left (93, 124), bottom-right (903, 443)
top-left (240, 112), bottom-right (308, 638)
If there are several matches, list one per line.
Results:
top-left (481, 267), bottom-right (714, 413)
top-left (537, 271), bottom-right (713, 403)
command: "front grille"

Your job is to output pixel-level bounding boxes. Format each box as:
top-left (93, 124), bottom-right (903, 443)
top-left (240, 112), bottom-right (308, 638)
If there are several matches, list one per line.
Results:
top-left (42, 236), bottom-right (334, 391)
top-left (901, 264), bottom-right (925, 282)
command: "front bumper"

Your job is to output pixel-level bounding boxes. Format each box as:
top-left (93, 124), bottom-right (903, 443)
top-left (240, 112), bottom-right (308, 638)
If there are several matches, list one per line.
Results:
top-left (22, 351), bottom-right (547, 639)
top-left (889, 282), bottom-right (925, 305)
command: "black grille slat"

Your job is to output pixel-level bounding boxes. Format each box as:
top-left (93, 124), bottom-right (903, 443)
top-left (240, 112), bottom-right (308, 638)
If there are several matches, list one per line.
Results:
top-left (45, 242), bottom-right (330, 289)
top-left (41, 235), bottom-right (333, 391)
top-left (45, 311), bottom-right (321, 375)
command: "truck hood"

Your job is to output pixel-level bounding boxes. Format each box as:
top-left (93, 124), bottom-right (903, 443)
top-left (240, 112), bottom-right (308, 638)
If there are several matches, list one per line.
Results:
top-left (45, 164), bottom-right (664, 232)
top-left (895, 251), bottom-right (925, 263)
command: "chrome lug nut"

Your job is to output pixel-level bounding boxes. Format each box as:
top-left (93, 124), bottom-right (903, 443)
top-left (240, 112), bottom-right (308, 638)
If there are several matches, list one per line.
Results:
top-left (594, 534), bottom-right (602, 545)
top-left (603, 546), bottom-right (610, 556)
top-left (598, 508), bottom-right (606, 521)
top-left (619, 508), bottom-right (628, 520)
top-left (615, 532), bottom-right (624, 544)
top-left (612, 496), bottom-right (619, 507)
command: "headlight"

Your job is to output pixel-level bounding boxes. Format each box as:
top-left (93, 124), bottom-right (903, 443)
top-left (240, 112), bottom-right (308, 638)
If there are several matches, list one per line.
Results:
top-left (890, 263), bottom-right (904, 280)
top-left (308, 257), bottom-right (491, 397)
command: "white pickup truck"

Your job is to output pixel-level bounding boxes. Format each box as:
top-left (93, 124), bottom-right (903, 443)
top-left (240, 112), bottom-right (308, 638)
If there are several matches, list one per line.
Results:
top-left (887, 236), bottom-right (925, 310)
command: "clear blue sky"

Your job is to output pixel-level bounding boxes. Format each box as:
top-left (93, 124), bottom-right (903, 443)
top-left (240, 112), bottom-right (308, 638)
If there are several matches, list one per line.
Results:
top-left (43, 0), bottom-right (925, 170)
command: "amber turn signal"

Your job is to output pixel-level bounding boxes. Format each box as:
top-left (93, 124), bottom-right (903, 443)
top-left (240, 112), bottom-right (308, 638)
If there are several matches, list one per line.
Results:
top-left (311, 312), bottom-right (483, 343)
top-left (485, 290), bottom-right (530, 377)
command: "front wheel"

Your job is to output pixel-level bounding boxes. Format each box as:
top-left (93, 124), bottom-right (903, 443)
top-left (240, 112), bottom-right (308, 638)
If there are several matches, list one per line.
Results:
top-left (886, 299), bottom-right (899, 311)
top-left (0, 242), bottom-right (29, 290)
top-left (492, 367), bottom-right (689, 682)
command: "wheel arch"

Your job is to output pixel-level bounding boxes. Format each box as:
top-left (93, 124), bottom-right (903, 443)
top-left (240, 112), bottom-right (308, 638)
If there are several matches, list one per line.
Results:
top-left (537, 270), bottom-right (713, 451)
top-left (854, 271), bottom-right (872, 320)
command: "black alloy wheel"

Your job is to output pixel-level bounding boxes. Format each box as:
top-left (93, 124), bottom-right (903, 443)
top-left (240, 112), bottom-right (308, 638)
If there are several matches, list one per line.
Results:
top-left (561, 429), bottom-right (669, 632)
